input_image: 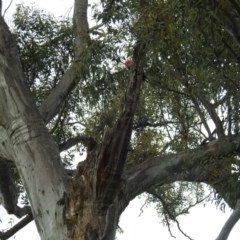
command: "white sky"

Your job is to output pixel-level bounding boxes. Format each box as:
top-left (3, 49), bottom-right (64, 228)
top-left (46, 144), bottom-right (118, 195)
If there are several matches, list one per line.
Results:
top-left (1, 0), bottom-right (240, 239)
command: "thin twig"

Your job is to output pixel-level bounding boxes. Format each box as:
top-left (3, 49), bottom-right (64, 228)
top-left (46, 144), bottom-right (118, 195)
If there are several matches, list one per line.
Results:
top-left (147, 190), bottom-right (194, 240)
top-left (3, 0), bottom-right (13, 18)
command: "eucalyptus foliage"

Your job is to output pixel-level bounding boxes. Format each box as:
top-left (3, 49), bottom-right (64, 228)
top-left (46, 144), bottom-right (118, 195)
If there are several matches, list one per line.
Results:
top-left (8, 0), bottom-right (240, 237)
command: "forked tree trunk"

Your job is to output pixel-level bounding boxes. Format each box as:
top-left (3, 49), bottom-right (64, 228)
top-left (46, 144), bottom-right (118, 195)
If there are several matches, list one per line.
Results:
top-left (64, 44), bottom-right (146, 239)
top-left (0, 1), bottom-right (145, 237)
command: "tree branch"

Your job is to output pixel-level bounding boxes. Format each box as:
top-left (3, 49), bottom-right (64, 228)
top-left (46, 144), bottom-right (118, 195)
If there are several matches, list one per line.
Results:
top-left (208, 2), bottom-right (240, 50)
top-left (39, 68), bottom-right (78, 124)
top-left (2, 0), bottom-right (13, 18)
top-left (216, 199), bottom-right (240, 240)
top-left (147, 190), bottom-right (193, 240)
top-left (95, 40), bottom-right (146, 210)
top-left (0, 212), bottom-right (33, 240)
top-left (230, 0), bottom-right (240, 15)
top-left (59, 135), bottom-right (96, 152)
top-left (190, 95), bottom-right (212, 139)
top-left (49, 100), bottom-right (68, 134)
top-left (73, 0), bottom-right (89, 58)
top-left (133, 120), bottom-right (177, 129)
top-left (197, 94), bottom-right (224, 138)
top-left (39, 0), bottom-right (90, 124)
top-left (122, 134), bottom-right (240, 209)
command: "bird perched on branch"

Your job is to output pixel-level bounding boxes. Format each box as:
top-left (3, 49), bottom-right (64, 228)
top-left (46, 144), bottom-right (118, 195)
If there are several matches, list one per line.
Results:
top-left (123, 59), bottom-right (133, 68)
top-left (123, 59), bottom-right (146, 81)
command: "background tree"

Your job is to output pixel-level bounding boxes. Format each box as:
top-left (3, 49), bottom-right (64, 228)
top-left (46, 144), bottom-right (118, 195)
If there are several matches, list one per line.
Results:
top-left (1, 0), bottom-right (240, 240)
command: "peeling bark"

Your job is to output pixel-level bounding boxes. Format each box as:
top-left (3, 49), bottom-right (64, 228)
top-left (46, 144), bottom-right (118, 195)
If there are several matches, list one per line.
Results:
top-left (65, 158), bottom-right (102, 240)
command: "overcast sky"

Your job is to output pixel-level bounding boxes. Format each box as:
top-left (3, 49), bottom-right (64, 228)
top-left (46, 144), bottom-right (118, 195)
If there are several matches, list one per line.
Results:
top-left (1, 0), bottom-right (240, 239)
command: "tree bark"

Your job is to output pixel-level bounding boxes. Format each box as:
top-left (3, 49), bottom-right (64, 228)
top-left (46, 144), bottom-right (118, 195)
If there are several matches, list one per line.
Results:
top-left (0, 15), bottom-right (69, 240)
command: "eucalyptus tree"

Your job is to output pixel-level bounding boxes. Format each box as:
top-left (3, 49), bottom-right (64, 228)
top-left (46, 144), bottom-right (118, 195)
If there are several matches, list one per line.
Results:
top-left (1, 0), bottom-right (240, 240)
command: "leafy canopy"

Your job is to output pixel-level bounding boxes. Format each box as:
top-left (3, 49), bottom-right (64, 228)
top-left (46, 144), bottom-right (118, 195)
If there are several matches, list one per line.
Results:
top-left (12, 0), bottom-right (240, 232)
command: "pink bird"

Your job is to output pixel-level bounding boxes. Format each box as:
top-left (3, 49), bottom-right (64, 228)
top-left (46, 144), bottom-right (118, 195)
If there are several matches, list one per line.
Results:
top-left (123, 60), bottom-right (133, 68)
